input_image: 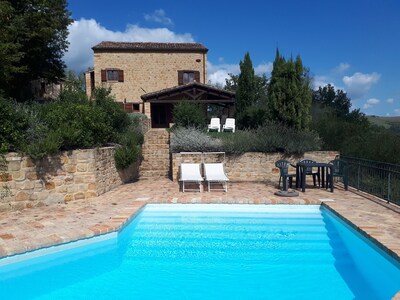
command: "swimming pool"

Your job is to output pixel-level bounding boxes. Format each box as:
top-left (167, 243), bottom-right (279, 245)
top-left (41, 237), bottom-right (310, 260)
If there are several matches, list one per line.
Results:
top-left (0, 204), bottom-right (399, 299)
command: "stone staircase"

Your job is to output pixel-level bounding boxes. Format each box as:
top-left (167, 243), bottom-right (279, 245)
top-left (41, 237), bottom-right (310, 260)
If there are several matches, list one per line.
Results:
top-left (139, 129), bottom-right (171, 179)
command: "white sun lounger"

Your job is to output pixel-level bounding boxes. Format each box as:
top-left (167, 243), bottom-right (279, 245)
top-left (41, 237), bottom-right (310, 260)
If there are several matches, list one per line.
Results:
top-left (207, 118), bottom-right (221, 132)
top-left (203, 163), bottom-right (229, 192)
top-left (222, 118), bottom-right (235, 133)
top-left (179, 163), bottom-right (203, 192)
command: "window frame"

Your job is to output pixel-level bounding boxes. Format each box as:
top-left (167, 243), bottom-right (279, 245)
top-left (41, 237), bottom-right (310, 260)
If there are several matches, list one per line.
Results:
top-left (183, 71), bottom-right (195, 84)
top-left (107, 69), bottom-right (119, 81)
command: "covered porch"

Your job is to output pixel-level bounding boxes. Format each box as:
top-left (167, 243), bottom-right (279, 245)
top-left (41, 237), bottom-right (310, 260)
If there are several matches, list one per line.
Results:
top-left (141, 82), bottom-right (235, 128)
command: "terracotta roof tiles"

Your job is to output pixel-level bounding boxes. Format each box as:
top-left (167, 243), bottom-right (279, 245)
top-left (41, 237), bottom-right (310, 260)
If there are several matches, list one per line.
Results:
top-left (92, 41), bottom-right (208, 52)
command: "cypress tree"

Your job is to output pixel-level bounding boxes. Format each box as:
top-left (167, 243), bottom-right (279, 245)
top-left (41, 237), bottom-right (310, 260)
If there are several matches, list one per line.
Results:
top-left (268, 49), bottom-right (312, 130)
top-left (235, 52), bottom-right (256, 117)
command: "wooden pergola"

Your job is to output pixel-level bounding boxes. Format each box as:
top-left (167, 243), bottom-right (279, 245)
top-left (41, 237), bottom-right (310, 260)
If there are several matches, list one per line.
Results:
top-left (141, 82), bottom-right (235, 128)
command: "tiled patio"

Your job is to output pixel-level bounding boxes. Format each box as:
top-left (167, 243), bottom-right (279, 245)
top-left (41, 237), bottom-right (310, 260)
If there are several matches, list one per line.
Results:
top-left (1, 179), bottom-right (399, 263)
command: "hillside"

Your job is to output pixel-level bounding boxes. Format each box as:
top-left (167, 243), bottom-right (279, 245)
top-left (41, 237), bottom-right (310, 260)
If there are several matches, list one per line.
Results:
top-left (367, 116), bottom-right (400, 129)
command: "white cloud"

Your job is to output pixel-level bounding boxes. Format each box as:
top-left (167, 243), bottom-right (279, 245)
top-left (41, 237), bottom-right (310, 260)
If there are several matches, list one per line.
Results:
top-left (64, 18), bottom-right (194, 72)
top-left (143, 9), bottom-right (173, 26)
top-left (387, 98), bottom-right (394, 104)
top-left (394, 108), bottom-right (400, 116)
top-left (367, 98), bottom-right (380, 105)
top-left (333, 63), bottom-right (350, 74)
top-left (363, 98), bottom-right (380, 109)
top-left (207, 62), bottom-right (240, 86)
top-left (254, 62), bottom-right (273, 75)
top-left (363, 103), bottom-right (372, 109)
top-left (312, 76), bottom-right (331, 90)
top-left (207, 61), bottom-right (272, 87)
top-left (342, 72), bottom-right (381, 99)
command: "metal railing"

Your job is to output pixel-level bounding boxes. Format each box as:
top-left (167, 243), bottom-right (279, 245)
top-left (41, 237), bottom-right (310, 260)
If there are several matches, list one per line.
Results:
top-left (341, 156), bottom-right (400, 206)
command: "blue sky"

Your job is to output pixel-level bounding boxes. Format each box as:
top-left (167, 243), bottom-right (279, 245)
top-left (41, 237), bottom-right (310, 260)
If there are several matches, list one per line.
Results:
top-left (65, 0), bottom-right (400, 116)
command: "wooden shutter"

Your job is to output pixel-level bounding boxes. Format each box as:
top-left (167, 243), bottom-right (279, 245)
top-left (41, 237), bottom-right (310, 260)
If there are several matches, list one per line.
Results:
top-left (194, 71), bottom-right (200, 83)
top-left (178, 71), bottom-right (184, 85)
top-left (101, 70), bottom-right (107, 82)
top-left (118, 70), bottom-right (124, 82)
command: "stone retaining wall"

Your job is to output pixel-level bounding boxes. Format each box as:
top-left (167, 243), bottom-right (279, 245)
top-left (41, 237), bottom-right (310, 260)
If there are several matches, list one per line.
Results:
top-left (0, 147), bottom-right (138, 212)
top-left (172, 151), bottom-right (339, 183)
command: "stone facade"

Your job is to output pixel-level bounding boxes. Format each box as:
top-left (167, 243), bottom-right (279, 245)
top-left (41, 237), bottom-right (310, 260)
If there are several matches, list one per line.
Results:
top-left (172, 151), bottom-right (339, 183)
top-left (86, 43), bottom-right (207, 118)
top-left (0, 147), bottom-right (138, 212)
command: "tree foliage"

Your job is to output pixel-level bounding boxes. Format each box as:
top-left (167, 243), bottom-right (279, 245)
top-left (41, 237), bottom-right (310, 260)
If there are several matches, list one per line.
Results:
top-left (267, 49), bottom-right (312, 130)
top-left (172, 102), bottom-right (206, 128)
top-left (235, 52), bottom-right (256, 115)
top-left (0, 0), bottom-right (72, 100)
top-left (0, 71), bottom-right (136, 160)
top-left (225, 54), bottom-right (269, 129)
top-left (313, 84), bottom-right (351, 118)
top-left (310, 84), bottom-right (400, 164)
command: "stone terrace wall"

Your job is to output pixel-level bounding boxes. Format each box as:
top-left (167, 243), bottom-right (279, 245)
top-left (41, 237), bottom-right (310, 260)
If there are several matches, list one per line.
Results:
top-left (0, 147), bottom-right (137, 212)
top-left (172, 151), bottom-right (339, 183)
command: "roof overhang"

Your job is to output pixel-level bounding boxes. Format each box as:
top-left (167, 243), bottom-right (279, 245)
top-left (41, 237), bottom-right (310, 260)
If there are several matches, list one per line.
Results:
top-left (141, 82), bottom-right (235, 105)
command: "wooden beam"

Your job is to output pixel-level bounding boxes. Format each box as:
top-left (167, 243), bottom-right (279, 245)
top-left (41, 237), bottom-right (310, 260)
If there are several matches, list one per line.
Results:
top-left (147, 99), bottom-right (235, 104)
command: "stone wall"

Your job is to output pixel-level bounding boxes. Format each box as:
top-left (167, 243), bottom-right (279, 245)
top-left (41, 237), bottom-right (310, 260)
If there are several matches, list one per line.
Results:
top-left (172, 151), bottom-right (339, 183)
top-left (0, 147), bottom-right (138, 212)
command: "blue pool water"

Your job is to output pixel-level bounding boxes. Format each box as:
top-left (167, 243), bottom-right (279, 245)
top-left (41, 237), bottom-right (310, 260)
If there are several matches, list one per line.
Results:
top-left (0, 204), bottom-right (399, 299)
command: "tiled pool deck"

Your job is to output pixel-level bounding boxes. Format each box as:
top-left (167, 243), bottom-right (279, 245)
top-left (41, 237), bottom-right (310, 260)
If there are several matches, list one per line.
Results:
top-left (1, 180), bottom-right (400, 298)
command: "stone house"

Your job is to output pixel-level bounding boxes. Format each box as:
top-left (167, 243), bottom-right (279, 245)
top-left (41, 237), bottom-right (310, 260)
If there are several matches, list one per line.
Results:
top-left (84, 42), bottom-right (235, 128)
top-left (31, 78), bottom-right (64, 101)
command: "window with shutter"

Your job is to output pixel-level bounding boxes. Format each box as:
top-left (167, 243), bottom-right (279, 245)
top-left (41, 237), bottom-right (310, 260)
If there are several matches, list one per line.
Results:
top-left (102, 69), bottom-right (124, 82)
top-left (178, 70), bottom-right (199, 84)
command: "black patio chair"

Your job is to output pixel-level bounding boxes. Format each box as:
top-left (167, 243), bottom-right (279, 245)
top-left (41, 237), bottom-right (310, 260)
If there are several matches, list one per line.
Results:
top-left (328, 159), bottom-right (349, 190)
top-left (299, 159), bottom-right (321, 187)
top-left (275, 160), bottom-right (296, 190)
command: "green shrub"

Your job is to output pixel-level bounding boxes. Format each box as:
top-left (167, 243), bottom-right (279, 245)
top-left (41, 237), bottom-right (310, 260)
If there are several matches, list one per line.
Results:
top-left (212, 130), bottom-right (256, 153)
top-left (254, 123), bottom-right (321, 154)
top-left (114, 145), bottom-right (140, 170)
top-left (0, 96), bottom-right (30, 151)
top-left (127, 112), bottom-right (148, 134)
top-left (113, 113), bottom-right (145, 170)
top-left (23, 131), bottom-right (63, 161)
top-left (170, 127), bottom-right (222, 152)
top-left (93, 88), bottom-right (130, 135)
top-left (172, 102), bottom-right (206, 128)
top-left (170, 123), bottom-right (321, 154)
top-left (0, 85), bottom-right (145, 169)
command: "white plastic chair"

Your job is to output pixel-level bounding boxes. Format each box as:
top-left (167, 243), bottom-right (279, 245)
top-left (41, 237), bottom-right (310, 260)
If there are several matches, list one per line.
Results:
top-left (203, 163), bottom-right (229, 192)
top-left (179, 163), bottom-right (203, 192)
top-left (207, 118), bottom-right (221, 132)
top-left (222, 118), bottom-right (235, 133)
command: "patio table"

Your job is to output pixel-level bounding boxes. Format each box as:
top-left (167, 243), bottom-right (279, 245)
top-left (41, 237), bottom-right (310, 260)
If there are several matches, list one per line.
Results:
top-left (296, 162), bottom-right (334, 192)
